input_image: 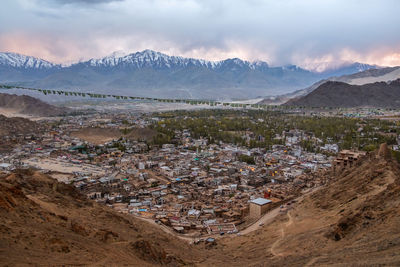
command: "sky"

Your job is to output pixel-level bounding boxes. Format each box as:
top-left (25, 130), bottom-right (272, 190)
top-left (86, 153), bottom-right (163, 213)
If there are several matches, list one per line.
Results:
top-left (0, 0), bottom-right (399, 71)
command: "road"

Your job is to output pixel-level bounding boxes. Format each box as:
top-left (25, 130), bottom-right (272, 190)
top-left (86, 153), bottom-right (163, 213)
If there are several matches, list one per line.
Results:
top-left (241, 207), bottom-right (281, 235)
top-left (241, 186), bottom-right (321, 235)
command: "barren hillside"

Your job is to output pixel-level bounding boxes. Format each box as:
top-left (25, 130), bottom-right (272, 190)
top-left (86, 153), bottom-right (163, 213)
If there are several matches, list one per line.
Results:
top-left (0, 115), bottom-right (45, 152)
top-left (0, 93), bottom-right (67, 117)
top-left (70, 127), bottom-right (157, 145)
top-left (201, 144), bottom-right (400, 266)
top-left (0, 114), bottom-right (42, 136)
top-left (0, 169), bottom-right (208, 266)
top-left (285, 79), bottom-right (400, 108)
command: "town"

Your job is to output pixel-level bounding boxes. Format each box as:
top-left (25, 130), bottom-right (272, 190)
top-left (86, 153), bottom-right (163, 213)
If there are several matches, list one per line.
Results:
top-left (1, 107), bottom-right (399, 239)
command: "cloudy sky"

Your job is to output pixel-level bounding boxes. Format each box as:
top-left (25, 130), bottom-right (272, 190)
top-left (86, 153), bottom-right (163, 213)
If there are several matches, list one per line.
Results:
top-left (1, 0), bottom-right (399, 71)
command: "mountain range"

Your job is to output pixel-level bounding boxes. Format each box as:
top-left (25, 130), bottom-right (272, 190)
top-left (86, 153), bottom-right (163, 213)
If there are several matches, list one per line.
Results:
top-left (0, 50), bottom-right (379, 99)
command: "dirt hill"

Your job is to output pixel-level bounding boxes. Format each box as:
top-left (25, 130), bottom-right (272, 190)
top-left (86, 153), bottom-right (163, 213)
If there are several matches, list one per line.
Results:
top-left (0, 169), bottom-right (208, 266)
top-left (0, 114), bottom-right (42, 136)
top-left (201, 146), bottom-right (400, 266)
top-left (0, 93), bottom-right (67, 116)
top-left (1, 147), bottom-right (399, 266)
top-left (0, 115), bottom-right (45, 152)
top-left (285, 78), bottom-right (400, 108)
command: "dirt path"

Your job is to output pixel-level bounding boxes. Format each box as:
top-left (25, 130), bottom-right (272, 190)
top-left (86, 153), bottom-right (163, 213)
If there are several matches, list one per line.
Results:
top-left (132, 215), bottom-right (196, 242)
top-left (241, 207), bottom-right (280, 235)
top-left (270, 227), bottom-right (284, 257)
top-left (268, 187), bottom-right (323, 257)
top-left (304, 256), bottom-right (322, 267)
top-left (270, 210), bottom-right (293, 257)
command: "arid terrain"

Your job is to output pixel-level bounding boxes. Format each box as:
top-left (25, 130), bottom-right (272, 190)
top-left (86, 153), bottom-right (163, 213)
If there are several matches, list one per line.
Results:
top-left (202, 145), bottom-right (400, 266)
top-left (1, 145), bottom-right (399, 266)
top-left (0, 114), bottom-right (42, 136)
top-left (0, 115), bottom-right (45, 153)
top-left (286, 79), bottom-right (400, 108)
top-left (70, 127), bottom-right (157, 145)
top-left (0, 93), bottom-right (67, 117)
top-left (0, 169), bottom-right (207, 266)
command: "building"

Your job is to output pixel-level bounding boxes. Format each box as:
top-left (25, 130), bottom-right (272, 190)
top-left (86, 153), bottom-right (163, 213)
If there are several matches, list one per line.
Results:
top-left (249, 198), bottom-right (271, 218)
top-left (207, 223), bottom-right (237, 234)
top-left (333, 150), bottom-right (367, 171)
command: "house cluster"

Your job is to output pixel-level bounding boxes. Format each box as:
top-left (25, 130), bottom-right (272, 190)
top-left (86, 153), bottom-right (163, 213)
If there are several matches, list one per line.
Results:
top-left (0, 112), bottom-right (366, 237)
top-left (51, 115), bottom-right (336, 236)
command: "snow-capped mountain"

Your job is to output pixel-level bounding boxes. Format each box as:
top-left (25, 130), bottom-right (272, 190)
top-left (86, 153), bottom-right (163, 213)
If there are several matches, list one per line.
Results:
top-left (320, 62), bottom-right (380, 77)
top-left (0, 50), bottom-right (382, 99)
top-left (84, 49), bottom-right (217, 69)
top-left (82, 49), bottom-right (270, 70)
top-left (352, 62), bottom-right (379, 72)
top-left (0, 52), bottom-right (59, 69)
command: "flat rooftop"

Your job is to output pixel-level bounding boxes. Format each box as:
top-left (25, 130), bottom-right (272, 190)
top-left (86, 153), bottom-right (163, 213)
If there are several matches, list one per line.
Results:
top-left (250, 198), bottom-right (272, 206)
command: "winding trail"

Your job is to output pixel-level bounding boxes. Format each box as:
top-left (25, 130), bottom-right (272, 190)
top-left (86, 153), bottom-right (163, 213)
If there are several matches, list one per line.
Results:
top-left (304, 256), bottom-right (322, 267)
top-left (270, 210), bottom-right (293, 257)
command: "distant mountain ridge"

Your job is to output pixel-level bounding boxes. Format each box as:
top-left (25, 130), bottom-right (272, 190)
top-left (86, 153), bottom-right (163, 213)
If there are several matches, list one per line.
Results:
top-left (285, 78), bottom-right (400, 108)
top-left (0, 50), bottom-right (380, 99)
top-left (0, 52), bottom-right (60, 69)
top-left (258, 66), bottom-right (400, 105)
top-left (82, 50), bottom-right (271, 70)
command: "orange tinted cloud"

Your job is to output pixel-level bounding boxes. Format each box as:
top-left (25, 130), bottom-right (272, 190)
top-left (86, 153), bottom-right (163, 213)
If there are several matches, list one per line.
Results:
top-left (0, 32), bottom-right (108, 64)
top-left (294, 48), bottom-right (400, 72)
top-left (0, 32), bottom-right (399, 71)
top-left (338, 48), bottom-right (400, 68)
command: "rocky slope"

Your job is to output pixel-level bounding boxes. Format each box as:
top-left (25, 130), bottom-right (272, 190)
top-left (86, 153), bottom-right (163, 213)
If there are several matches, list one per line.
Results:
top-left (0, 169), bottom-right (206, 266)
top-left (201, 144), bottom-right (400, 266)
top-left (0, 93), bottom-right (67, 116)
top-left (285, 79), bottom-right (400, 108)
